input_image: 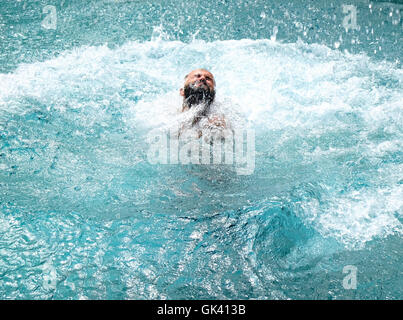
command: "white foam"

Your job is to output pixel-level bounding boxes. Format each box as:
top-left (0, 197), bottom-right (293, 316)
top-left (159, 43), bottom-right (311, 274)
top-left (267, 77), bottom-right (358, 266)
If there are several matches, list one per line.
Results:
top-left (1, 38), bottom-right (402, 247)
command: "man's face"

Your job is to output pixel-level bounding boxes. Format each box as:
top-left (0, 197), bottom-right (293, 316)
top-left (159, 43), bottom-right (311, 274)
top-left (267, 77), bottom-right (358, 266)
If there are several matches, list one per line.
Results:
top-left (180, 69), bottom-right (216, 107)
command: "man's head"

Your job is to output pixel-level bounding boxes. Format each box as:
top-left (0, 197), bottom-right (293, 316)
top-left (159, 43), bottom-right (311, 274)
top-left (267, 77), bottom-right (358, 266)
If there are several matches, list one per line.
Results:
top-left (180, 69), bottom-right (216, 109)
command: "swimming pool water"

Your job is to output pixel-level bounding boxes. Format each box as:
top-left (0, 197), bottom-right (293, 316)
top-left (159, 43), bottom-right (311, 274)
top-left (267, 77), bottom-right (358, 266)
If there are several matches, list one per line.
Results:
top-left (0, 0), bottom-right (402, 299)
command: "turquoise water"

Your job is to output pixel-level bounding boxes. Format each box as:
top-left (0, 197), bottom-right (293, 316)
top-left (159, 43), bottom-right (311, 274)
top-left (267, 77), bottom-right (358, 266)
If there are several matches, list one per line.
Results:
top-left (0, 0), bottom-right (402, 299)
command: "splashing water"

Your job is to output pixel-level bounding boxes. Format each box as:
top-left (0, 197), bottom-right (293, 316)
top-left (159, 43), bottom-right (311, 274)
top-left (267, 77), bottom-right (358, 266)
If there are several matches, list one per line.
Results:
top-left (0, 0), bottom-right (402, 299)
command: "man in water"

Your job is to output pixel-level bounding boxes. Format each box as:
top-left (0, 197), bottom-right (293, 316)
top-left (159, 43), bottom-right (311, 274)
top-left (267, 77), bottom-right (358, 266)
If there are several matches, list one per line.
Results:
top-left (179, 68), bottom-right (227, 131)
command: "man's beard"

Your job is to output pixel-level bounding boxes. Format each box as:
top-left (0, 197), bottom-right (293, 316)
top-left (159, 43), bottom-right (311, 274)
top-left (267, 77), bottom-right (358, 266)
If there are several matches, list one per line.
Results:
top-left (183, 83), bottom-right (215, 109)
